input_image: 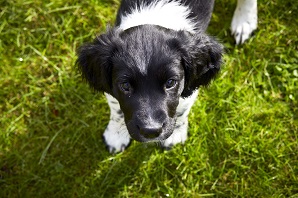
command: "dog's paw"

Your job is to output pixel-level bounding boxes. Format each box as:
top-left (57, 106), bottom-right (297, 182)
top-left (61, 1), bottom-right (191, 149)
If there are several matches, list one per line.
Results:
top-left (103, 128), bottom-right (131, 154)
top-left (231, 0), bottom-right (257, 45)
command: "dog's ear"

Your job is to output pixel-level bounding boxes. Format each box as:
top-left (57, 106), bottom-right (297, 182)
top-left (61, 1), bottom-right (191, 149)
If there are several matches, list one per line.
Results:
top-left (76, 28), bottom-right (121, 94)
top-left (170, 31), bottom-right (223, 98)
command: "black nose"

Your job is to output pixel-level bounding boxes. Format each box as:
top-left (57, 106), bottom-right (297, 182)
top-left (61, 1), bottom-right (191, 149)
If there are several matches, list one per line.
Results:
top-left (139, 126), bottom-right (162, 139)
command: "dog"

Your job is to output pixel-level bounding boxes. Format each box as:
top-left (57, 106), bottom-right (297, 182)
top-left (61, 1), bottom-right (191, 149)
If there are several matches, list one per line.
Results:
top-left (77, 0), bottom-right (257, 153)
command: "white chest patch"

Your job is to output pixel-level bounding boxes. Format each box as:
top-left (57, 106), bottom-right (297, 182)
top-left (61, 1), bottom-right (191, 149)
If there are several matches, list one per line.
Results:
top-left (118, 0), bottom-right (196, 33)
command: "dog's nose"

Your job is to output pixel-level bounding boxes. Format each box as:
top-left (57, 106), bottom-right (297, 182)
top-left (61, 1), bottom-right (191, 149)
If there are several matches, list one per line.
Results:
top-left (139, 126), bottom-right (162, 139)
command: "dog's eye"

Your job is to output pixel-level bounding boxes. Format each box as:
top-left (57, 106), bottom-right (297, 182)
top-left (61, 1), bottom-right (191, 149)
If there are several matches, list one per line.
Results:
top-left (119, 82), bottom-right (132, 93)
top-left (165, 79), bottom-right (177, 89)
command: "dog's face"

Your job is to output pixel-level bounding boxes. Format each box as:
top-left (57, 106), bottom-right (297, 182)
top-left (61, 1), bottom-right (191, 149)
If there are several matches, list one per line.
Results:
top-left (77, 25), bottom-right (223, 142)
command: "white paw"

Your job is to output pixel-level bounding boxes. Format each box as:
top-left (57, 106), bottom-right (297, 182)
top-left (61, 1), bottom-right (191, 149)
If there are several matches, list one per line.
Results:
top-left (162, 123), bottom-right (188, 149)
top-left (231, 0), bottom-right (257, 45)
top-left (103, 122), bottom-right (131, 153)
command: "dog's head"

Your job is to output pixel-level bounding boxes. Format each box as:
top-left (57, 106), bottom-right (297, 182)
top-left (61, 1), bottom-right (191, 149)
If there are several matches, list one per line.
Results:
top-left (77, 25), bottom-right (223, 142)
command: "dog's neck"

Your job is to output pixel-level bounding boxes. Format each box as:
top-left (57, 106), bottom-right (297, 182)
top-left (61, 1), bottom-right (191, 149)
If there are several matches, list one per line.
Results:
top-left (118, 0), bottom-right (196, 33)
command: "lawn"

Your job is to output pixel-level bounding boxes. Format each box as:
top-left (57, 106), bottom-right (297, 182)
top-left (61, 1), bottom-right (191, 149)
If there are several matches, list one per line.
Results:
top-left (0, 0), bottom-right (297, 197)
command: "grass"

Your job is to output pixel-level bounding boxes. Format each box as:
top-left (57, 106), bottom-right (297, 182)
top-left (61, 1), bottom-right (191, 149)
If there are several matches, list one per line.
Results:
top-left (0, 0), bottom-right (297, 197)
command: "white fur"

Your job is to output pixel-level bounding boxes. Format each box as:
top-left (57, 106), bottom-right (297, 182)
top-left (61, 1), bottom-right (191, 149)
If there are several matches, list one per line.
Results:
top-left (103, 94), bottom-right (131, 153)
top-left (231, 0), bottom-right (258, 44)
top-left (118, 0), bottom-right (196, 33)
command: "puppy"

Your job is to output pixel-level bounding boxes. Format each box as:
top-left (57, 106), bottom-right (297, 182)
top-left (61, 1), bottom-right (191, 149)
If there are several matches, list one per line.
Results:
top-left (77, 0), bottom-right (256, 153)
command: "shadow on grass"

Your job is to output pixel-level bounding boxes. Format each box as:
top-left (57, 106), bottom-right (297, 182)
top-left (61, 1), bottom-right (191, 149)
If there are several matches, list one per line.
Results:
top-left (1, 1), bottom-right (238, 197)
top-left (0, 78), bottom-right (157, 197)
top-left (84, 144), bottom-right (158, 197)
top-left (1, 0), bottom-right (297, 197)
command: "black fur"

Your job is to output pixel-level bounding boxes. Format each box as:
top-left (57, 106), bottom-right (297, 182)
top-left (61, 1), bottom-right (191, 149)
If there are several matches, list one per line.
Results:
top-left (76, 0), bottom-right (223, 142)
top-left (77, 26), bottom-right (222, 97)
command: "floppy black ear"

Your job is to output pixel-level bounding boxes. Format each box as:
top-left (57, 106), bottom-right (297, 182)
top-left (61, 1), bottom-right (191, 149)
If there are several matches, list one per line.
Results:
top-left (76, 28), bottom-right (121, 94)
top-left (174, 31), bottom-right (223, 98)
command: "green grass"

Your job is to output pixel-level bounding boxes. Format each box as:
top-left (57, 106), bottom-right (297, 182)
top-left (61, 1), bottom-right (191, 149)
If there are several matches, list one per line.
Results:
top-left (0, 0), bottom-right (297, 197)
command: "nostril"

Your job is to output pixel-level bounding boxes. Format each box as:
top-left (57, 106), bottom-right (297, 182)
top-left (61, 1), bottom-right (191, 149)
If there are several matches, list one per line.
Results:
top-left (139, 126), bottom-right (162, 139)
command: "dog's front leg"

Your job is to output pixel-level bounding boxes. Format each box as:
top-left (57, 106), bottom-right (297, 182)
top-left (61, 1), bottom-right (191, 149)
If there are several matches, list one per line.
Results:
top-left (231, 0), bottom-right (257, 44)
top-left (162, 91), bottom-right (198, 149)
top-left (103, 94), bottom-right (131, 153)
top-left (162, 117), bottom-right (189, 149)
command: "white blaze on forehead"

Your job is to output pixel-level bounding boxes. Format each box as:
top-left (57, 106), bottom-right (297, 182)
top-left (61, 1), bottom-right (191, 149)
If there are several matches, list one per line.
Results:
top-left (118, 0), bottom-right (196, 33)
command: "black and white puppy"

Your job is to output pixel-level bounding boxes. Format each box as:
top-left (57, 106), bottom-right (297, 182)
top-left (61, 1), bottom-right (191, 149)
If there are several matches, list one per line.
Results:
top-left (77, 0), bottom-right (257, 153)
